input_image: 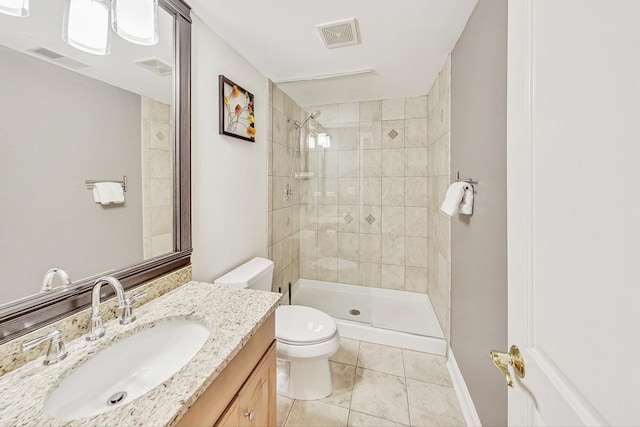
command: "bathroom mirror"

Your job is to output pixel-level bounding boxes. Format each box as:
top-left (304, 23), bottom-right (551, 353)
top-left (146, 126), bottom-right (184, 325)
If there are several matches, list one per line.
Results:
top-left (0, 0), bottom-right (192, 343)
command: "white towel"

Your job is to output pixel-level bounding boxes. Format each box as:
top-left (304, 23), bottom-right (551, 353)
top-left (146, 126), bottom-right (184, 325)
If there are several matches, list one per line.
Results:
top-left (93, 182), bottom-right (125, 205)
top-left (459, 184), bottom-right (474, 215)
top-left (440, 182), bottom-right (474, 216)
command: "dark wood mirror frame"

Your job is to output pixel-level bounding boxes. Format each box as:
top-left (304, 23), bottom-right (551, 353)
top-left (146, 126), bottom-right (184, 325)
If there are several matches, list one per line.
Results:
top-left (0, 0), bottom-right (192, 345)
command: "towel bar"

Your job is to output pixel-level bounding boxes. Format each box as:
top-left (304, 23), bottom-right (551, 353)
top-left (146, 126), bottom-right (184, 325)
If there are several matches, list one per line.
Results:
top-left (455, 171), bottom-right (478, 185)
top-left (85, 176), bottom-right (127, 192)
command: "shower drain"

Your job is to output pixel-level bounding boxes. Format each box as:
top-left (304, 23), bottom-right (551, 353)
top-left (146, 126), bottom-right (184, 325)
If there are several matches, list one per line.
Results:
top-left (106, 391), bottom-right (128, 406)
top-left (349, 309), bottom-right (361, 316)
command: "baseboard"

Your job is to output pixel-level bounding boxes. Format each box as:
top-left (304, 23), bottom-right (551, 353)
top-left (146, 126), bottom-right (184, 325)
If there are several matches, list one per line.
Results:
top-left (447, 348), bottom-right (482, 427)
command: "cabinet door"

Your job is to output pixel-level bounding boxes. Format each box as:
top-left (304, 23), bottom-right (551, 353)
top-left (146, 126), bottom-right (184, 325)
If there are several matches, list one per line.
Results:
top-left (237, 343), bottom-right (276, 427)
top-left (216, 397), bottom-right (241, 427)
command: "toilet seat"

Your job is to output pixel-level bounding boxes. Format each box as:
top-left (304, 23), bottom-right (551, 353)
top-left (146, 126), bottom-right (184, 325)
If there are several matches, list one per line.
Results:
top-left (275, 305), bottom-right (337, 345)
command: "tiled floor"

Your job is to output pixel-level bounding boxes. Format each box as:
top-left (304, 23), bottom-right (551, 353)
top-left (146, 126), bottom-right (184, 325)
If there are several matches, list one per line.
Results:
top-left (277, 339), bottom-right (466, 427)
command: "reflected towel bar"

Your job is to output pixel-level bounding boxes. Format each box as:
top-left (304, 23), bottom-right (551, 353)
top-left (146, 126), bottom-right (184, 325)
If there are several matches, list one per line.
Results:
top-left (85, 176), bottom-right (127, 192)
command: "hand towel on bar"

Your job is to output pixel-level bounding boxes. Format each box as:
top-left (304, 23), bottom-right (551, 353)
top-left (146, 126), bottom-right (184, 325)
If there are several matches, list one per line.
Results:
top-left (93, 182), bottom-right (125, 205)
top-left (459, 184), bottom-right (474, 215)
top-left (440, 181), bottom-right (474, 216)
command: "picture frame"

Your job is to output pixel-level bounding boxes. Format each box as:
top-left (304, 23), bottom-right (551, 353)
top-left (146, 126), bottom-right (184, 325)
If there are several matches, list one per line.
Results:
top-left (219, 75), bottom-right (256, 142)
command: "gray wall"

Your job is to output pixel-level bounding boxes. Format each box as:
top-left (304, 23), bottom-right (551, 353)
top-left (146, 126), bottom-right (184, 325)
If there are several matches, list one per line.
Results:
top-left (450, 0), bottom-right (508, 425)
top-left (0, 47), bottom-right (143, 304)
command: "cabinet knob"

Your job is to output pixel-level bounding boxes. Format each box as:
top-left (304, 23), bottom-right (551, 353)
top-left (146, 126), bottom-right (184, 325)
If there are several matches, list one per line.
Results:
top-left (244, 410), bottom-right (254, 422)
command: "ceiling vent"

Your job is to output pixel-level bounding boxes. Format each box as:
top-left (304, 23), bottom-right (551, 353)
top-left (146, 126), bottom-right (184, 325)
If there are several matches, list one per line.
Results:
top-left (26, 47), bottom-right (89, 70)
top-left (317, 18), bottom-right (360, 49)
top-left (134, 58), bottom-right (172, 76)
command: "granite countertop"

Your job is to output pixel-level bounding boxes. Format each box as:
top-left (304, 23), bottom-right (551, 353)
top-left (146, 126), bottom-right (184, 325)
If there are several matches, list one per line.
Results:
top-left (0, 281), bottom-right (282, 426)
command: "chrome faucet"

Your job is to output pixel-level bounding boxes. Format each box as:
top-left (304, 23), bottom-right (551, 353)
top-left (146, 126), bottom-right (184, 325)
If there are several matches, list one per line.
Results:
top-left (22, 330), bottom-right (68, 365)
top-left (86, 276), bottom-right (127, 341)
top-left (41, 268), bottom-right (71, 292)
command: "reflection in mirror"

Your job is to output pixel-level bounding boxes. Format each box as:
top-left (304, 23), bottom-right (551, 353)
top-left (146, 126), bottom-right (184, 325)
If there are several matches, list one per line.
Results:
top-left (0, 1), bottom-right (175, 308)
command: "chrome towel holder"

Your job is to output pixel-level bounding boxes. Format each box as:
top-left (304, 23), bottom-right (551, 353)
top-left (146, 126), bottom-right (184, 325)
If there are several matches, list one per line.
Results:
top-left (85, 175), bottom-right (127, 192)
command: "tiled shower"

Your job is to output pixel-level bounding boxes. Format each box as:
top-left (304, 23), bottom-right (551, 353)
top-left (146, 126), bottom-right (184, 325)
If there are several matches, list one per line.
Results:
top-left (268, 56), bottom-right (452, 340)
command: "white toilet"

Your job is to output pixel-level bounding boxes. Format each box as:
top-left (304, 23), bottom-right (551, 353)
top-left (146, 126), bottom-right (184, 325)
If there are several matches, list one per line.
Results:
top-left (214, 257), bottom-right (340, 400)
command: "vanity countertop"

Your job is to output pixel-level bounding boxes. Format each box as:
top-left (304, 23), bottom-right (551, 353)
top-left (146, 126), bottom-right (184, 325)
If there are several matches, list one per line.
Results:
top-left (0, 281), bottom-right (282, 426)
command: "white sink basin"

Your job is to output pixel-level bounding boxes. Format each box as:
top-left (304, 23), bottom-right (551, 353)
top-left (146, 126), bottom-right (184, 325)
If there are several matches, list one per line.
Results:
top-left (44, 319), bottom-right (210, 420)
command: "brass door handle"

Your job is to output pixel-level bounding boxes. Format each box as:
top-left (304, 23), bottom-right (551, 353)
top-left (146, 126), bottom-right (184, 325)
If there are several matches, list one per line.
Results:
top-left (490, 345), bottom-right (525, 387)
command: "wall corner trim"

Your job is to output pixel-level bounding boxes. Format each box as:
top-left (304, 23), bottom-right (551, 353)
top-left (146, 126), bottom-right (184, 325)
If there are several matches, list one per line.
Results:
top-left (447, 348), bottom-right (483, 427)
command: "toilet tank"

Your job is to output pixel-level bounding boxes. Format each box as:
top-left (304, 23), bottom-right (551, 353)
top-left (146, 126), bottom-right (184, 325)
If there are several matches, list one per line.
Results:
top-left (213, 257), bottom-right (274, 291)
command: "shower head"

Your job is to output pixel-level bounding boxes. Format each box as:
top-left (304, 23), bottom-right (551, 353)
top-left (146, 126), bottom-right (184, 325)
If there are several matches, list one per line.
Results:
top-left (290, 110), bottom-right (321, 129)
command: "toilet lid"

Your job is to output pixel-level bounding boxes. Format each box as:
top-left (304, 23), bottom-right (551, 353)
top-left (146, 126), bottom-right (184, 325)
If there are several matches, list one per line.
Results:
top-left (276, 305), bottom-right (337, 345)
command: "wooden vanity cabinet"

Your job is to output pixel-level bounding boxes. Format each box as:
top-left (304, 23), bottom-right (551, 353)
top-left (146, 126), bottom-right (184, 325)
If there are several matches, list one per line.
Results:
top-left (176, 313), bottom-right (276, 427)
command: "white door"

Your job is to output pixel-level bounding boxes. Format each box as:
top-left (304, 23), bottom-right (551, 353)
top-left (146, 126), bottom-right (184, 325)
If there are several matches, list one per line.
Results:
top-left (506, 0), bottom-right (639, 425)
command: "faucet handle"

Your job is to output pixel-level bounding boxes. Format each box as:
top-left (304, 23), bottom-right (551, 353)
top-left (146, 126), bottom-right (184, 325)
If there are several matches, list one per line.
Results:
top-left (22, 330), bottom-right (68, 365)
top-left (120, 290), bottom-right (147, 325)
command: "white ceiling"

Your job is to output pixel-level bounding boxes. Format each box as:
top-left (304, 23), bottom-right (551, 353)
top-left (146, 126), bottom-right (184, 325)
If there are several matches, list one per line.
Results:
top-left (0, 0), bottom-right (174, 104)
top-left (189, 0), bottom-right (478, 106)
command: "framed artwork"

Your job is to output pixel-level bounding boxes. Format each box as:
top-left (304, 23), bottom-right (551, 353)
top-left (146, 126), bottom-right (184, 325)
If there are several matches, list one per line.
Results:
top-left (219, 75), bottom-right (256, 142)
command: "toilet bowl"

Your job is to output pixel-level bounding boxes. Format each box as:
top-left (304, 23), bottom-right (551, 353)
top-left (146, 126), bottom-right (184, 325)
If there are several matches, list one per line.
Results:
top-left (275, 305), bottom-right (340, 400)
top-left (213, 257), bottom-right (340, 400)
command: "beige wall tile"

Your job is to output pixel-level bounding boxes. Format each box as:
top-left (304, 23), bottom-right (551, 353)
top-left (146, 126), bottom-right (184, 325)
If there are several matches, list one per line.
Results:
top-left (405, 148), bottom-right (429, 177)
top-left (300, 256), bottom-right (317, 279)
top-left (324, 150), bottom-right (339, 177)
top-left (359, 262), bottom-right (381, 287)
top-left (361, 150), bottom-right (382, 177)
top-left (405, 118), bottom-right (428, 148)
top-left (405, 96), bottom-right (429, 119)
top-left (361, 177), bottom-right (382, 206)
top-left (382, 120), bottom-right (405, 148)
top-left (150, 121), bottom-right (171, 151)
top-left (382, 234), bottom-right (405, 265)
top-left (338, 232), bottom-right (359, 262)
top-left (318, 204), bottom-right (338, 231)
top-left (382, 177), bottom-right (405, 206)
top-left (359, 234), bottom-right (381, 263)
top-left (382, 264), bottom-right (405, 290)
top-left (339, 102), bottom-right (360, 123)
top-left (405, 267), bottom-right (428, 293)
top-left (338, 204), bottom-right (360, 233)
top-left (339, 178), bottom-right (360, 204)
top-left (359, 205), bottom-right (382, 235)
top-left (317, 256), bottom-right (338, 281)
top-left (337, 259), bottom-right (359, 285)
top-left (299, 229), bottom-right (318, 258)
top-left (339, 124), bottom-right (360, 150)
top-left (359, 100), bottom-right (382, 121)
top-left (318, 229), bottom-right (338, 258)
top-left (150, 206), bottom-right (172, 235)
top-left (405, 177), bottom-right (428, 207)
top-left (382, 149), bottom-right (405, 177)
top-left (406, 207), bottom-right (428, 238)
top-left (150, 233), bottom-right (172, 257)
top-left (360, 121), bottom-right (382, 150)
top-left (381, 98), bottom-right (406, 120)
top-left (406, 236), bottom-right (428, 268)
top-left (339, 150), bottom-right (360, 177)
top-left (382, 206), bottom-right (405, 235)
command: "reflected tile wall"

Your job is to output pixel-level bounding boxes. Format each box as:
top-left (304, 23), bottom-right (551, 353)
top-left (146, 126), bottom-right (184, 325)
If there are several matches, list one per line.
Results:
top-left (142, 96), bottom-right (174, 259)
top-left (267, 82), bottom-right (302, 292)
top-left (426, 55), bottom-right (452, 341)
top-left (299, 93), bottom-right (431, 294)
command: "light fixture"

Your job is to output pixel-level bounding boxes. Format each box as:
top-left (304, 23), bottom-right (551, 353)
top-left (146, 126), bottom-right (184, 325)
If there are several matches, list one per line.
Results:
top-left (0, 0), bottom-right (29, 17)
top-left (63, 0), bottom-right (110, 55)
top-left (111, 0), bottom-right (159, 46)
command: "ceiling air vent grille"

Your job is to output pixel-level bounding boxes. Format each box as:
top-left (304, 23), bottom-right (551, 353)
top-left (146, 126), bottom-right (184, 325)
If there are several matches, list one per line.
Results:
top-left (26, 47), bottom-right (89, 70)
top-left (134, 58), bottom-right (173, 76)
top-left (317, 18), bottom-right (360, 49)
